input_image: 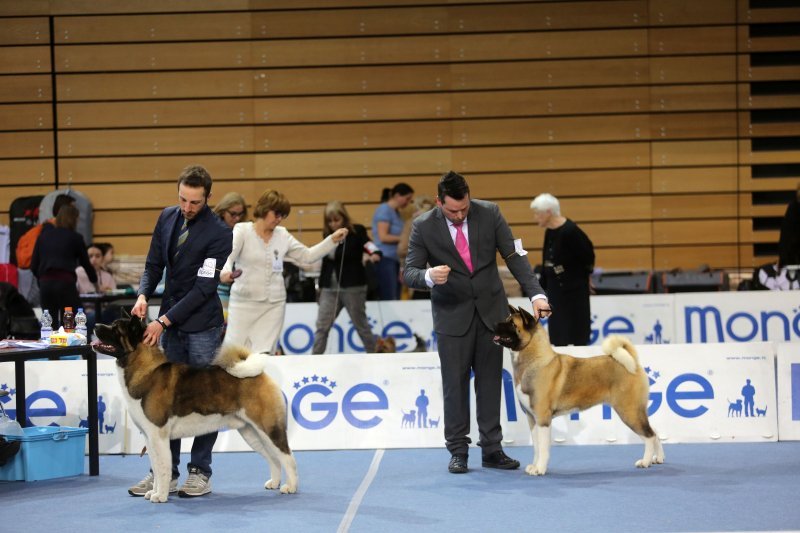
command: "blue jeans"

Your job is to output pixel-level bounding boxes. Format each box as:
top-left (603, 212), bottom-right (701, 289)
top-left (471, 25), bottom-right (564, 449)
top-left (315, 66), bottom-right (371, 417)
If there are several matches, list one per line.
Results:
top-left (161, 326), bottom-right (222, 477)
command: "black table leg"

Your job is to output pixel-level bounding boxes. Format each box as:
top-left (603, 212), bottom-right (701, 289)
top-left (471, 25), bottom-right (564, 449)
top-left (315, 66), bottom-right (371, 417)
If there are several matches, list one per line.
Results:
top-left (14, 354), bottom-right (26, 427)
top-left (86, 351), bottom-right (99, 476)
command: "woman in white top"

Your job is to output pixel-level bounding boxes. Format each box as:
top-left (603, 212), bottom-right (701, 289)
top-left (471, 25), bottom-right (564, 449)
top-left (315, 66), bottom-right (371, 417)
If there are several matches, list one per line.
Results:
top-left (220, 190), bottom-right (348, 354)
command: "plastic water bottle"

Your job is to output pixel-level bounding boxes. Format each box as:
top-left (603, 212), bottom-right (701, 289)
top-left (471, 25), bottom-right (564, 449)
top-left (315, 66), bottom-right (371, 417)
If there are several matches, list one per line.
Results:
top-left (75, 308), bottom-right (88, 340)
top-left (63, 306), bottom-right (75, 333)
top-left (40, 309), bottom-right (53, 342)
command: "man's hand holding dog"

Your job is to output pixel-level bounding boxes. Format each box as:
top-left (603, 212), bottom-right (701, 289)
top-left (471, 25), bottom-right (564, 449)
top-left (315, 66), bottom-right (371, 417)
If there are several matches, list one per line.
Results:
top-left (532, 299), bottom-right (552, 320)
top-left (429, 265), bottom-right (452, 285)
top-left (131, 296), bottom-right (166, 346)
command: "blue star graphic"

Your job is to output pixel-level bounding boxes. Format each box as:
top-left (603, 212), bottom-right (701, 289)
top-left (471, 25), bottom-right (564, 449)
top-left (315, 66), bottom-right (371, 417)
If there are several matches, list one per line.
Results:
top-left (329, 381), bottom-right (337, 389)
top-left (644, 366), bottom-right (651, 374)
top-left (311, 375), bottom-right (319, 382)
top-left (321, 376), bottom-right (329, 384)
top-left (302, 376), bottom-right (309, 384)
top-left (653, 371), bottom-right (660, 379)
top-left (293, 382), bottom-right (301, 389)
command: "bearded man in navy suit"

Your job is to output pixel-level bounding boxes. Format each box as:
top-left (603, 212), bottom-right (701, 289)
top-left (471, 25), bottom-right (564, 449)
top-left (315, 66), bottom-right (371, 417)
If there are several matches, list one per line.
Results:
top-left (128, 164), bottom-right (232, 497)
top-left (403, 171), bottom-right (551, 474)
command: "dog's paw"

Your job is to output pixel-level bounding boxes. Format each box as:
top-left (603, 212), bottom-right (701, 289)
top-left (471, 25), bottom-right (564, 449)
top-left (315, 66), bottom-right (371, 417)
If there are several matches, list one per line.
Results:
top-left (144, 490), bottom-right (169, 503)
top-left (264, 479), bottom-right (280, 490)
top-left (525, 463), bottom-right (546, 476)
top-left (635, 458), bottom-right (652, 468)
top-left (280, 483), bottom-right (297, 494)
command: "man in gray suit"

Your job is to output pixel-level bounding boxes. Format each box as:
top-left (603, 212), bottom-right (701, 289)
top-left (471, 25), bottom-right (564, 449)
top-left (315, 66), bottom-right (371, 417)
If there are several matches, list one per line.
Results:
top-left (404, 171), bottom-right (550, 474)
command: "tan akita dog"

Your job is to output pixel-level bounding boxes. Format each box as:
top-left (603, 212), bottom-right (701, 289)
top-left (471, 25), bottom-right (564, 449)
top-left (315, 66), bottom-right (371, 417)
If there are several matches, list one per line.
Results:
top-left (493, 306), bottom-right (664, 476)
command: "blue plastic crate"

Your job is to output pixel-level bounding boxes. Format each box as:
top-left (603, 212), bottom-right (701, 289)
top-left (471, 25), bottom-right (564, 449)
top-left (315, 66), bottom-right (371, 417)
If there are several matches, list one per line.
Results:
top-left (0, 426), bottom-right (88, 481)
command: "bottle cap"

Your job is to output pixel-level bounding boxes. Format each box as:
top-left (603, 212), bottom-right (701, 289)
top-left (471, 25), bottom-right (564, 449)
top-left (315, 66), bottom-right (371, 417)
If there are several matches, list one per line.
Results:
top-left (65, 307), bottom-right (73, 312)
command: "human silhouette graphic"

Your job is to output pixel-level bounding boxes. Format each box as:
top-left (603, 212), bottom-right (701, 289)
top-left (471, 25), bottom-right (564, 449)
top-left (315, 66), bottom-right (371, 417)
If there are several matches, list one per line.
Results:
top-left (97, 395), bottom-right (106, 433)
top-left (415, 389), bottom-right (429, 428)
top-left (653, 320), bottom-right (662, 344)
top-left (741, 379), bottom-right (756, 417)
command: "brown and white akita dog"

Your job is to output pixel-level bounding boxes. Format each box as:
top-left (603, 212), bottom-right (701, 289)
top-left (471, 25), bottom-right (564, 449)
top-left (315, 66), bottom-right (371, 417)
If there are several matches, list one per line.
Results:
top-left (493, 305), bottom-right (664, 476)
top-left (93, 312), bottom-right (297, 502)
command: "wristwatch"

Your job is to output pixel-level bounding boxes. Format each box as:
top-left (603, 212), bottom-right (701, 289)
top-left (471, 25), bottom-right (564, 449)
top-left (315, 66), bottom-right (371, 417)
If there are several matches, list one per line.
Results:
top-left (156, 318), bottom-right (168, 330)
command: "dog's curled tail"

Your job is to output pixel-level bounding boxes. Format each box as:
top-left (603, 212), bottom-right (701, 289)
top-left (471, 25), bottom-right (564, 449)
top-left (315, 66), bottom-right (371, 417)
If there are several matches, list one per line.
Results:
top-left (601, 335), bottom-right (639, 374)
top-left (214, 344), bottom-right (268, 378)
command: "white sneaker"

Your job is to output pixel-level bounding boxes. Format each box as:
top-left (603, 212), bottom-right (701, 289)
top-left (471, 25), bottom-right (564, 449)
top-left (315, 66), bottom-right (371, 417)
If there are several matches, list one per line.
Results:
top-left (178, 466), bottom-right (212, 498)
top-left (128, 471), bottom-right (178, 496)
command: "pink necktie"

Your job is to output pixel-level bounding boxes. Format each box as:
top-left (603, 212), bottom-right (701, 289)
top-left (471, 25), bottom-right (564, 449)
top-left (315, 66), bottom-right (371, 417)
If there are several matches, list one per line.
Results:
top-left (454, 222), bottom-right (473, 273)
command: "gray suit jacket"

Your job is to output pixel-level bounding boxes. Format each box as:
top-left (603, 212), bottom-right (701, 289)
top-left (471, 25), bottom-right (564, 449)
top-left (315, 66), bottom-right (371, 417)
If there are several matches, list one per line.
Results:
top-left (403, 199), bottom-right (544, 336)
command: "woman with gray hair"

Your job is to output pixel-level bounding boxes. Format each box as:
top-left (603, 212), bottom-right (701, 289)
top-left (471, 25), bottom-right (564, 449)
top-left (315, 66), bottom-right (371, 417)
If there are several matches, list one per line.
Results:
top-left (530, 193), bottom-right (595, 346)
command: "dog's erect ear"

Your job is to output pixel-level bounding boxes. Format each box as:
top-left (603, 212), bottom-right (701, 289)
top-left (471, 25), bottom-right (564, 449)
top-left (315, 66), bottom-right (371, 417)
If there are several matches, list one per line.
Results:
top-left (519, 307), bottom-right (536, 328)
top-left (128, 316), bottom-right (145, 345)
top-left (508, 304), bottom-right (517, 316)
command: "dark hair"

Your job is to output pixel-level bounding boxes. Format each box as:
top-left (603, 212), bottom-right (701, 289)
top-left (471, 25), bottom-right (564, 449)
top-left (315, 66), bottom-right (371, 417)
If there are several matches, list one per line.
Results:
top-left (438, 171), bottom-right (470, 201)
top-left (381, 182), bottom-right (414, 203)
top-left (177, 165), bottom-right (213, 198)
top-left (94, 242), bottom-right (113, 255)
top-left (253, 189), bottom-right (291, 219)
top-left (52, 194), bottom-right (75, 217)
top-left (55, 204), bottom-right (79, 231)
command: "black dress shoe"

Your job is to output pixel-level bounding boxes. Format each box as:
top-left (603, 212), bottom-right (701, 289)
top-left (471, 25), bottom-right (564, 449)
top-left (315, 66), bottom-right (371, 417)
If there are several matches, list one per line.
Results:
top-left (448, 453), bottom-right (468, 474)
top-left (482, 450), bottom-right (520, 470)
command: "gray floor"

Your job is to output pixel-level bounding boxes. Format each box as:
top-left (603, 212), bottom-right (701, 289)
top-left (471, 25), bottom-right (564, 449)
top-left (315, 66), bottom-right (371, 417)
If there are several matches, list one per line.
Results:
top-left (2, 443), bottom-right (799, 532)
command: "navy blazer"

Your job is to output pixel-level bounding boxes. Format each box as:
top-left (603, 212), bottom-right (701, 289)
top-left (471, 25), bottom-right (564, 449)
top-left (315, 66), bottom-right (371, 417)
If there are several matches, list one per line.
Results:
top-left (138, 205), bottom-right (232, 332)
top-left (403, 199), bottom-right (544, 336)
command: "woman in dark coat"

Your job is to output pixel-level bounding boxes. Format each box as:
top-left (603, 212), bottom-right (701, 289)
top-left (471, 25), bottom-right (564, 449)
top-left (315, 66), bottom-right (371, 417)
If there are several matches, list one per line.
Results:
top-left (31, 204), bottom-right (97, 329)
top-left (531, 193), bottom-right (595, 346)
top-left (313, 201), bottom-right (382, 354)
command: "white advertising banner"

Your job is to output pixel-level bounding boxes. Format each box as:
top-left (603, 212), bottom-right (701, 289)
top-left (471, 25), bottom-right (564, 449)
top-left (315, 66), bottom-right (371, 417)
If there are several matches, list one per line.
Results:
top-left (277, 291), bottom-right (800, 356)
top-left (0, 339), bottom-right (779, 454)
top-left (776, 342), bottom-right (800, 441)
top-left (673, 291), bottom-right (800, 344)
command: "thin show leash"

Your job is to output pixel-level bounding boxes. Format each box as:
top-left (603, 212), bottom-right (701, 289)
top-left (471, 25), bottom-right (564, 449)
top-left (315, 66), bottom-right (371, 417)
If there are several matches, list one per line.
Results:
top-left (325, 236), bottom-right (347, 334)
top-left (326, 236), bottom-right (386, 339)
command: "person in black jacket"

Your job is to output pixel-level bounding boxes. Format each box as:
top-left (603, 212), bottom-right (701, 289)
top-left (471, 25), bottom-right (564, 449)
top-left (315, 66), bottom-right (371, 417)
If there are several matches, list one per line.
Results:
top-left (778, 184), bottom-right (800, 269)
top-left (31, 204), bottom-right (97, 329)
top-left (531, 193), bottom-right (595, 346)
top-left (312, 201), bottom-right (382, 354)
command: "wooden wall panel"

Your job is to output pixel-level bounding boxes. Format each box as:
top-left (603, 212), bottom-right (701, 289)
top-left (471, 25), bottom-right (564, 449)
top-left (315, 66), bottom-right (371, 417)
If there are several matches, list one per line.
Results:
top-left (652, 194), bottom-right (738, 219)
top-left (0, 131), bottom-right (53, 158)
top-left (654, 245), bottom-right (738, 270)
top-left (1, 0), bottom-right (792, 275)
top-left (595, 247), bottom-right (654, 271)
top-left (653, 220), bottom-right (738, 245)
top-left (0, 103), bottom-right (52, 130)
top-left (0, 46), bottom-right (51, 73)
top-left (58, 155), bottom-right (256, 184)
top-left (46, 1), bottom-right (639, 43)
top-left (651, 167), bottom-right (738, 193)
top-left (0, 17), bottom-right (50, 45)
top-left (649, 27), bottom-right (736, 55)
top-left (0, 75), bottom-right (52, 102)
top-left (651, 84), bottom-right (737, 112)
top-left (54, 29), bottom-right (652, 72)
top-left (0, 159), bottom-right (54, 183)
top-left (650, 0), bottom-right (736, 25)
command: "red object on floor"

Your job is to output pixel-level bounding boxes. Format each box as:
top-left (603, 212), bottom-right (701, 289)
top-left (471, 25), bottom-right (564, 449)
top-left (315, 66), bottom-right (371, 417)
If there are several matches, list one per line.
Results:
top-left (0, 264), bottom-right (18, 287)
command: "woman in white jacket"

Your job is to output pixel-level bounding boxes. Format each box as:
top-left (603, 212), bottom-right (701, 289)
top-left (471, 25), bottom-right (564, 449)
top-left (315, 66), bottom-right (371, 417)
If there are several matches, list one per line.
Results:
top-left (221, 190), bottom-right (347, 354)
